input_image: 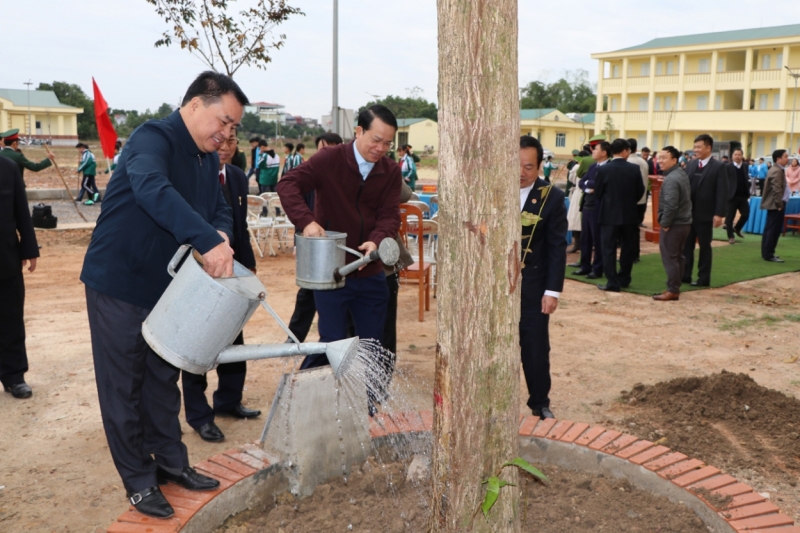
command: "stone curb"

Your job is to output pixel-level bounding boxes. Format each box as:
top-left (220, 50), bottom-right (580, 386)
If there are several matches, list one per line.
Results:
top-left (106, 413), bottom-right (798, 533)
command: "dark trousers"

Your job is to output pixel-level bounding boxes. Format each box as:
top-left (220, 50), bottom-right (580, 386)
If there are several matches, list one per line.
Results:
top-left (637, 202), bottom-right (647, 225)
top-left (85, 286), bottom-right (188, 493)
top-left (382, 272), bottom-right (400, 354)
top-left (258, 184), bottom-right (276, 194)
top-left (301, 273), bottom-right (389, 369)
top-left (76, 174), bottom-right (99, 201)
top-left (726, 197), bottom-right (750, 239)
top-left (519, 305), bottom-right (550, 410)
top-left (600, 224), bottom-right (638, 290)
top-left (0, 272), bottom-right (28, 387)
top-left (181, 332), bottom-right (246, 429)
top-left (659, 224), bottom-right (691, 294)
top-left (761, 208), bottom-right (785, 260)
top-left (287, 287), bottom-right (317, 343)
top-left (579, 208), bottom-right (603, 275)
top-left (683, 221), bottom-right (713, 284)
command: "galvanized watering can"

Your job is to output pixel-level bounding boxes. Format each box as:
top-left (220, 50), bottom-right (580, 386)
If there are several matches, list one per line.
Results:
top-left (295, 233), bottom-right (400, 290)
top-left (142, 245), bottom-right (359, 377)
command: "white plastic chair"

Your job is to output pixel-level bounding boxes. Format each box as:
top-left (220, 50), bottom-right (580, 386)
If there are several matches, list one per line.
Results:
top-left (265, 197), bottom-right (295, 255)
top-left (246, 195), bottom-right (272, 258)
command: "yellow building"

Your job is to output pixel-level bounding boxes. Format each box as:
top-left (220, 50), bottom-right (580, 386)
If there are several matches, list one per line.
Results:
top-left (394, 118), bottom-right (439, 153)
top-left (0, 88), bottom-right (83, 145)
top-left (520, 109), bottom-right (595, 157)
top-left (592, 23), bottom-right (800, 157)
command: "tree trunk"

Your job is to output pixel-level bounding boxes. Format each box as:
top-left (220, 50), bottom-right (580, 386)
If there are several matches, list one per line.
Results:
top-left (431, 1), bottom-right (520, 532)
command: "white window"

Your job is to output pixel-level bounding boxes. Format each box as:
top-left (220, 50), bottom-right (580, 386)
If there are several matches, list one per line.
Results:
top-left (656, 62), bottom-right (663, 75)
top-left (770, 136), bottom-right (778, 153)
top-left (637, 134), bottom-right (647, 147)
top-left (776, 53), bottom-right (783, 69)
top-left (717, 57), bottom-right (724, 72)
top-left (611, 98), bottom-right (619, 111)
top-left (664, 96), bottom-right (673, 110)
top-left (555, 133), bottom-right (566, 148)
top-left (666, 61), bottom-right (675, 75)
top-left (756, 136), bottom-right (765, 156)
top-left (696, 95), bottom-right (708, 110)
top-left (759, 94), bottom-right (768, 110)
top-left (638, 96), bottom-right (649, 111)
top-left (640, 63), bottom-right (650, 76)
top-left (715, 94), bottom-right (722, 110)
top-left (698, 59), bottom-right (710, 73)
top-left (612, 64), bottom-right (620, 78)
top-left (762, 54), bottom-right (771, 70)
top-left (773, 93), bottom-right (780, 110)
top-left (654, 96), bottom-right (663, 111)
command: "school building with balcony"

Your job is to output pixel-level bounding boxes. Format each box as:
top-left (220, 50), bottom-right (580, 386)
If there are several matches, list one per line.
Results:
top-left (592, 23), bottom-right (800, 157)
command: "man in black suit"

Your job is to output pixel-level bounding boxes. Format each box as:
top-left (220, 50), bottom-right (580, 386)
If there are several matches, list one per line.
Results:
top-left (0, 156), bottom-right (39, 399)
top-left (594, 138), bottom-right (646, 292)
top-left (682, 134), bottom-right (729, 286)
top-left (181, 129), bottom-right (261, 442)
top-left (519, 135), bottom-right (567, 419)
top-left (725, 148), bottom-right (750, 245)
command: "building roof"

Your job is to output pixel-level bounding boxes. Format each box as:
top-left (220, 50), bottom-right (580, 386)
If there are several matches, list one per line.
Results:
top-left (396, 118), bottom-right (429, 127)
top-left (0, 88), bottom-right (81, 109)
top-left (574, 113), bottom-right (595, 124)
top-left (611, 23), bottom-right (800, 53)
top-left (519, 108), bottom-right (557, 120)
top-left (249, 101), bottom-right (284, 108)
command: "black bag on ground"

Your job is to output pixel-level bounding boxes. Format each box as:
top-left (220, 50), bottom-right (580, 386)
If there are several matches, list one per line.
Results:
top-left (31, 203), bottom-right (58, 229)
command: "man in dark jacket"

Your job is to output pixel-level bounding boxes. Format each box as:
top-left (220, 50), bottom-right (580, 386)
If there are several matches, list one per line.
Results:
top-left (0, 157), bottom-right (39, 399)
top-left (180, 128), bottom-right (260, 443)
top-left (80, 72), bottom-right (247, 519)
top-left (0, 129), bottom-right (54, 185)
top-left (573, 140), bottom-right (610, 279)
top-left (725, 148), bottom-right (750, 244)
top-left (594, 138), bottom-right (646, 292)
top-left (654, 146), bottom-right (692, 301)
top-left (277, 105), bottom-right (401, 372)
top-left (682, 134), bottom-right (729, 286)
top-left (760, 149), bottom-right (790, 262)
top-left (519, 135), bottom-right (567, 419)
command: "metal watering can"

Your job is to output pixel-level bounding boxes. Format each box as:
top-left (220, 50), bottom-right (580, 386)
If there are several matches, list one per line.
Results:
top-left (142, 245), bottom-right (359, 377)
top-left (295, 233), bottom-right (400, 290)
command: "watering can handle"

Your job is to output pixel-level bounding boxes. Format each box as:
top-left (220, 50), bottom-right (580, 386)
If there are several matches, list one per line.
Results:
top-left (336, 244), bottom-right (363, 259)
top-left (167, 245), bottom-right (193, 278)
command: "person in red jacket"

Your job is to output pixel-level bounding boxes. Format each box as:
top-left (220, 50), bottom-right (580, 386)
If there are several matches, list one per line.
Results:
top-left (277, 105), bottom-right (401, 373)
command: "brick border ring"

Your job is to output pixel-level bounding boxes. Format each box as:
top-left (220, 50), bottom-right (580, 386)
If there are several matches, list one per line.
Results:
top-left (106, 413), bottom-right (797, 533)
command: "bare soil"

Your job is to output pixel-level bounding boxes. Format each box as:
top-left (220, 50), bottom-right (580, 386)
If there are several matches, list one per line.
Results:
top-left (1, 228), bottom-right (799, 532)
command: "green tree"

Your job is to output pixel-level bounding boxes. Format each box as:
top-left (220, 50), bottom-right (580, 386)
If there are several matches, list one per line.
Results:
top-left (519, 69), bottom-right (596, 113)
top-left (38, 81), bottom-right (97, 139)
top-left (603, 115), bottom-right (616, 139)
top-left (358, 94), bottom-right (438, 121)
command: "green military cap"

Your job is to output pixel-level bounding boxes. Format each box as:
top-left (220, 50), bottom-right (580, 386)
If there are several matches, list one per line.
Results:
top-left (588, 134), bottom-right (606, 145)
top-left (571, 149), bottom-right (580, 156)
top-left (0, 128), bottom-right (20, 140)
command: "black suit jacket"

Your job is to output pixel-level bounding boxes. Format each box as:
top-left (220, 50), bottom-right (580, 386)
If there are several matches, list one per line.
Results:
top-left (725, 161), bottom-right (750, 200)
top-left (684, 158), bottom-right (729, 221)
top-left (0, 156), bottom-right (38, 279)
top-left (594, 158), bottom-right (646, 226)
top-left (520, 179), bottom-right (567, 312)
top-left (224, 164), bottom-right (256, 270)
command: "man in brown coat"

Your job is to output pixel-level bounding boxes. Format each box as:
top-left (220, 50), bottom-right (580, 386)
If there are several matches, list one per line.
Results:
top-left (760, 149), bottom-right (789, 262)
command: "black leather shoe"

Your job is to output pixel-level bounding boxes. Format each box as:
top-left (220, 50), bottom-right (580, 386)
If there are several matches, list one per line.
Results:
top-left (597, 284), bottom-right (620, 292)
top-left (3, 383), bottom-right (32, 399)
top-left (532, 407), bottom-right (555, 419)
top-left (216, 404), bottom-right (262, 419)
top-left (766, 256), bottom-right (785, 263)
top-left (196, 422), bottom-right (225, 442)
top-left (157, 466), bottom-right (220, 491)
top-left (690, 281), bottom-right (710, 287)
top-left (127, 486), bottom-right (174, 518)
top-left (566, 262), bottom-right (581, 268)
top-left (735, 229), bottom-right (744, 238)
top-left (586, 272), bottom-right (600, 280)
top-left (571, 269), bottom-right (591, 276)
top-left (682, 278), bottom-right (692, 284)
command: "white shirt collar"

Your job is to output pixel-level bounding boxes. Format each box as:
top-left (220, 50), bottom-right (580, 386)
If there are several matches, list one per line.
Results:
top-left (597, 159), bottom-right (609, 166)
top-left (734, 161), bottom-right (742, 169)
top-left (353, 142), bottom-right (375, 180)
top-left (699, 155), bottom-right (712, 167)
top-left (218, 164), bottom-right (227, 184)
top-left (520, 183), bottom-right (535, 212)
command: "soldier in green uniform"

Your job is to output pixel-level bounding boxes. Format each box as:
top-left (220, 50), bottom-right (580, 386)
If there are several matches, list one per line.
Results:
top-left (0, 129), bottom-right (54, 185)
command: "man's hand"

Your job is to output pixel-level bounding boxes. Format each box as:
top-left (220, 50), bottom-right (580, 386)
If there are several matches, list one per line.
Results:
top-left (22, 258), bottom-right (37, 273)
top-left (541, 295), bottom-right (558, 315)
top-left (47, 153), bottom-right (56, 161)
top-left (202, 238), bottom-right (234, 278)
top-left (303, 221), bottom-right (326, 237)
top-left (357, 241), bottom-right (378, 270)
top-left (713, 215), bottom-right (724, 228)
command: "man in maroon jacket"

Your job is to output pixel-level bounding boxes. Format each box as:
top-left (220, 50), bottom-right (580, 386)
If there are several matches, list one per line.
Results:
top-left (277, 105), bottom-right (401, 370)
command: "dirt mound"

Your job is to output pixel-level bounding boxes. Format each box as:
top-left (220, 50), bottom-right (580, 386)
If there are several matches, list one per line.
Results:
top-left (620, 371), bottom-right (800, 478)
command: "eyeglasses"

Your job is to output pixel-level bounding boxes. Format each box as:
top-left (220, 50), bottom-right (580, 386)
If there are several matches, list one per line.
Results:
top-left (369, 136), bottom-right (394, 150)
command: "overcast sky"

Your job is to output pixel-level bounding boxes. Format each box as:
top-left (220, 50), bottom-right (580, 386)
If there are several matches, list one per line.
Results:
top-left (2, 1), bottom-right (797, 120)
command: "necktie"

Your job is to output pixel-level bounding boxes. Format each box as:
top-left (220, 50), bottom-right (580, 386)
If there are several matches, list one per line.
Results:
top-left (219, 171), bottom-right (225, 185)
top-left (698, 161), bottom-right (704, 170)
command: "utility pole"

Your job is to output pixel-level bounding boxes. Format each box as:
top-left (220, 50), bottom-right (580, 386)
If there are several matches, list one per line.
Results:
top-left (24, 78), bottom-right (33, 141)
top-left (331, 0), bottom-right (339, 136)
top-left (786, 66), bottom-right (799, 154)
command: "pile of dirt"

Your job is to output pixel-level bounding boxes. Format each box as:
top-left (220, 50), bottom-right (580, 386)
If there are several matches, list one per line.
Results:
top-left (620, 370), bottom-right (800, 478)
top-left (215, 459), bottom-right (709, 533)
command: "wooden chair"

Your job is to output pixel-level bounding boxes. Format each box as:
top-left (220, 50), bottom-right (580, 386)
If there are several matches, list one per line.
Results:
top-left (399, 203), bottom-right (431, 322)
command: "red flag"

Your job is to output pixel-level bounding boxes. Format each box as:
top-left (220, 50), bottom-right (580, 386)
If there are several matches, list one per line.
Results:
top-left (92, 77), bottom-right (117, 159)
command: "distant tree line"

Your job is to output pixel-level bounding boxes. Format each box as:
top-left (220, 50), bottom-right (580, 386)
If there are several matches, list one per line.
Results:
top-left (519, 69), bottom-right (597, 113)
top-left (358, 93), bottom-right (438, 122)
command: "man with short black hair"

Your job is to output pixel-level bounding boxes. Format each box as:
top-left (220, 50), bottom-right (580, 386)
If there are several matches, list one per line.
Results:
top-left (725, 148), bottom-right (750, 244)
top-left (594, 138), bottom-right (645, 292)
top-left (573, 140), bottom-right (611, 279)
top-left (760, 149), bottom-right (789, 262)
top-left (282, 142), bottom-right (302, 176)
top-left (81, 71), bottom-right (248, 519)
top-left (682, 134), bottom-right (729, 286)
top-left (627, 138), bottom-right (649, 259)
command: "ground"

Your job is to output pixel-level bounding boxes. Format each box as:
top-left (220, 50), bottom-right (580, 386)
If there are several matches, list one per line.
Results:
top-left (2, 196), bottom-right (799, 531)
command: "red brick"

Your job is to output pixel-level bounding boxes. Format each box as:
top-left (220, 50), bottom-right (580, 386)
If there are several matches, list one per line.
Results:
top-left (160, 483), bottom-right (219, 505)
top-left (711, 483), bottom-right (754, 498)
top-left (657, 458), bottom-right (704, 479)
top-left (725, 492), bottom-right (767, 510)
top-left (672, 466), bottom-right (720, 487)
top-left (747, 528), bottom-right (800, 533)
top-left (420, 410), bottom-right (433, 430)
top-left (546, 420), bottom-right (574, 440)
top-left (160, 505), bottom-right (198, 521)
top-left (404, 411), bottom-right (426, 432)
top-left (722, 502), bottom-right (781, 520)
top-left (389, 412), bottom-right (414, 433)
top-left (161, 493), bottom-right (205, 511)
top-left (375, 413), bottom-right (401, 434)
top-left (559, 422), bottom-right (590, 443)
top-left (194, 460), bottom-right (243, 483)
top-left (224, 451), bottom-right (267, 471)
top-left (629, 445), bottom-right (670, 465)
top-left (209, 454), bottom-right (258, 477)
top-left (518, 416), bottom-right (540, 436)
top-left (107, 521), bottom-right (181, 533)
top-left (588, 430), bottom-right (622, 451)
top-left (116, 511), bottom-right (184, 527)
top-left (369, 416), bottom-right (388, 438)
top-left (728, 513), bottom-right (794, 531)
top-left (532, 418), bottom-right (558, 437)
top-left (574, 426), bottom-right (606, 446)
top-left (601, 434), bottom-right (638, 454)
top-left (643, 452), bottom-right (688, 471)
top-left (239, 444), bottom-right (272, 465)
top-left (615, 440), bottom-right (654, 459)
top-left (688, 474), bottom-right (737, 492)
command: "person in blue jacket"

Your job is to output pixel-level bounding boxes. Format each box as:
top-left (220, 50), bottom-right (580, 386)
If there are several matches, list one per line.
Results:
top-left (80, 72), bottom-right (248, 519)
